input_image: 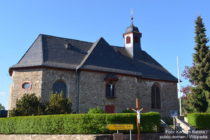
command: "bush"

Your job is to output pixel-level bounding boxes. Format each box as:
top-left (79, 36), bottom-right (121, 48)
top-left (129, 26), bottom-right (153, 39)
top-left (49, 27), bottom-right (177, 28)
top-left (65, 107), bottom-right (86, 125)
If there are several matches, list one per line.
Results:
top-left (10, 93), bottom-right (72, 116)
top-left (187, 113), bottom-right (210, 130)
top-left (87, 107), bottom-right (105, 114)
top-left (121, 109), bottom-right (135, 113)
top-left (10, 94), bottom-right (44, 116)
top-left (45, 93), bottom-right (72, 115)
top-left (0, 112), bottom-right (160, 134)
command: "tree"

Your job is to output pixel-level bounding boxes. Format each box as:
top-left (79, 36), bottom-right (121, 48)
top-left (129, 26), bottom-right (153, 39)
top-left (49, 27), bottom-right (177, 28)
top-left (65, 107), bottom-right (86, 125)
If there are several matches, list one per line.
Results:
top-left (45, 93), bottom-right (72, 115)
top-left (182, 16), bottom-right (210, 113)
top-left (0, 103), bottom-right (5, 110)
top-left (183, 87), bottom-right (208, 113)
top-left (190, 16), bottom-right (210, 95)
top-left (10, 93), bottom-right (44, 116)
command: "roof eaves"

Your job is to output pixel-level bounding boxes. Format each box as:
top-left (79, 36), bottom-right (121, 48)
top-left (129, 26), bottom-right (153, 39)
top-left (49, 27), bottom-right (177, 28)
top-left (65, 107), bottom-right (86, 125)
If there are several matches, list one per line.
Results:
top-left (80, 67), bottom-right (141, 77)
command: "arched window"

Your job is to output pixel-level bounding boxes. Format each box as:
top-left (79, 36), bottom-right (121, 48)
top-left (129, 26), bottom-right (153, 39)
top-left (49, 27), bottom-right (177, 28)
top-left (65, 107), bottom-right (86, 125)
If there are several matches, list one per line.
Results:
top-left (105, 83), bottom-right (115, 98)
top-left (52, 81), bottom-right (67, 97)
top-left (151, 83), bottom-right (161, 109)
top-left (126, 36), bottom-right (131, 44)
top-left (104, 74), bottom-right (118, 98)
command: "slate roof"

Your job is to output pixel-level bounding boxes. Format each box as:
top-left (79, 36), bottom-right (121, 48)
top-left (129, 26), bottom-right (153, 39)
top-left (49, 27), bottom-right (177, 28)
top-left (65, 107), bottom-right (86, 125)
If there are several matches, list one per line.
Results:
top-left (125, 24), bottom-right (140, 34)
top-left (9, 34), bottom-right (177, 82)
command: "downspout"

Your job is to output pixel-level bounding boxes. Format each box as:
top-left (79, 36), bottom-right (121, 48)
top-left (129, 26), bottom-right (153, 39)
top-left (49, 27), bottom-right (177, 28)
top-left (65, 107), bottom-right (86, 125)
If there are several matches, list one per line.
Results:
top-left (76, 69), bottom-right (80, 113)
top-left (74, 38), bottom-right (100, 113)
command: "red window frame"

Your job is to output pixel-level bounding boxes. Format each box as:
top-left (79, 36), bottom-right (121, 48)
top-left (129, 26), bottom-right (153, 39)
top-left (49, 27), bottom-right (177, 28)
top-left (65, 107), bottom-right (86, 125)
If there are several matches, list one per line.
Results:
top-left (126, 36), bottom-right (131, 44)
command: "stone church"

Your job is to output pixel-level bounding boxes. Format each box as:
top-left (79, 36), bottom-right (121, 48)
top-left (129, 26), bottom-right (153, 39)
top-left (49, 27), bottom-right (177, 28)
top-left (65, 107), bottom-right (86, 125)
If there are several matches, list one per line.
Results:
top-left (9, 22), bottom-right (179, 116)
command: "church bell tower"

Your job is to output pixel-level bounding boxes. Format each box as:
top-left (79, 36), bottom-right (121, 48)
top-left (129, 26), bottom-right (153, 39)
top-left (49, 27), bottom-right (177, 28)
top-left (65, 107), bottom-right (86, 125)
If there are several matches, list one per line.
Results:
top-left (123, 17), bottom-right (142, 58)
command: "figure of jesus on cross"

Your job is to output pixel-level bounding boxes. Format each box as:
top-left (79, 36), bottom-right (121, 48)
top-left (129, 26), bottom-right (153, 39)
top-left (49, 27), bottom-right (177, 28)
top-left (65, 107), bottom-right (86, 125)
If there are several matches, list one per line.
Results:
top-left (130, 98), bottom-right (143, 140)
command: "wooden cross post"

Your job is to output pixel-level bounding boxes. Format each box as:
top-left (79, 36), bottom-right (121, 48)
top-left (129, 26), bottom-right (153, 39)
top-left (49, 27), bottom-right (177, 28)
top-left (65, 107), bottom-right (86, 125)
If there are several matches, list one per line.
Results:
top-left (129, 98), bottom-right (143, 140)
top-left (136, 98), bottom-right (141, 140)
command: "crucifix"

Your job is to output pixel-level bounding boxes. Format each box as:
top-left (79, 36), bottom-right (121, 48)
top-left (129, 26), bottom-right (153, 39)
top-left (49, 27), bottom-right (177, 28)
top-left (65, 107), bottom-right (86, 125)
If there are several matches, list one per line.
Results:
top-left (131, 98), bottom-right (143, 140)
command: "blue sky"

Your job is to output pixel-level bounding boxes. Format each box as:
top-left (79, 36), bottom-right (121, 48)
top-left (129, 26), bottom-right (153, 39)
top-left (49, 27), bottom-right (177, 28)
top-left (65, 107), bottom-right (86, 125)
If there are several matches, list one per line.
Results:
top-left (0, 0), bottom-right (210, 109)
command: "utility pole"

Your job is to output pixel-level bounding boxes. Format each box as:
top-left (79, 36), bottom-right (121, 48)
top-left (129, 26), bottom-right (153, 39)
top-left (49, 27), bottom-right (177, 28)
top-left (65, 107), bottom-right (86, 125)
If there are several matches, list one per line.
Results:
top-left (177, 56), bottom-right (182, 116)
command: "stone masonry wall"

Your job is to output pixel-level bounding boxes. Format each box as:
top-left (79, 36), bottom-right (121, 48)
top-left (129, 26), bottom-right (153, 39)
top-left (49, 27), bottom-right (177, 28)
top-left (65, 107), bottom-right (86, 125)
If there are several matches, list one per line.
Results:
top-left (79, 71), bottom-right (137, 113)
top-left (10, 68), bottom-right (179, 116)
top-left (79, 71), bottom-right (179, 116)
top-left (41, 68), bottom-right (78, 112)
top-left (0, 134), bottom-right (166, 140)
top-left (9, 69), bottom-right (43, 110)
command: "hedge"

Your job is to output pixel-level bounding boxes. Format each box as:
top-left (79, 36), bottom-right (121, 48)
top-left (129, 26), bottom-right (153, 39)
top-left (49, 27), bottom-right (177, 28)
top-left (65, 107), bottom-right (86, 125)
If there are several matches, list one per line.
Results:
top-left (0, 112), bottom-right (160, 134)
top-left (187, 113), bottom-right (210, 130)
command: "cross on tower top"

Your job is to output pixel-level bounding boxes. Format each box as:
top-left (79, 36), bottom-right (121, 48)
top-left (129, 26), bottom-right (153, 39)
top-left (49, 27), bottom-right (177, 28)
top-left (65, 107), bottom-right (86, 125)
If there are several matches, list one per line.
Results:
top-left (131, 9), bottom-right (134, 25)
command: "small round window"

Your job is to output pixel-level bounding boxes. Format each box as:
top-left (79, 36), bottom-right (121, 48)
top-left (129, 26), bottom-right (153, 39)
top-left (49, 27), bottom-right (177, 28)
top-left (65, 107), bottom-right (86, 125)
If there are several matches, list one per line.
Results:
top-left (22, 82), bottom-right (31, 89)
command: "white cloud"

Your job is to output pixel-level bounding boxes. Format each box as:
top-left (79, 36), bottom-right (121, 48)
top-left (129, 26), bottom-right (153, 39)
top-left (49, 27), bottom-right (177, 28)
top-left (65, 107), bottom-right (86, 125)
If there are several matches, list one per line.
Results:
top-left (0, 91), bottom-right (7, 97)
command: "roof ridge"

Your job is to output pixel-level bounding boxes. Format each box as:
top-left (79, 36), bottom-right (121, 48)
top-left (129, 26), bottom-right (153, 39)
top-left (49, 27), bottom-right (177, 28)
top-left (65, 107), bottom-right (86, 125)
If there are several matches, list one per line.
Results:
top-left (40, 34), bottom-right (93, 45)
top-left (41, 34), bottom-right (124, 49)
top-left (76, 37), bottom-right (104, 70)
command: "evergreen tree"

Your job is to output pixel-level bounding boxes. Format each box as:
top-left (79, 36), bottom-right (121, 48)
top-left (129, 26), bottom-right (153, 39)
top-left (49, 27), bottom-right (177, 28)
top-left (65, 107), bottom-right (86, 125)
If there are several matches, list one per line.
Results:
top-left (182, 16), bottom-right (210, 113)
top-left (184, 87), bottom-right (208, 112)
top-left (190, 16), bottom-right (210, 95)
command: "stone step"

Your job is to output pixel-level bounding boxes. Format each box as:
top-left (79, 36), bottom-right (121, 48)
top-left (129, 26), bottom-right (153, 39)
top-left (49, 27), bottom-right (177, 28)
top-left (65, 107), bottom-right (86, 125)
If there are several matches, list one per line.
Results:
top-left (175, 117), bottom-right (195, 134)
